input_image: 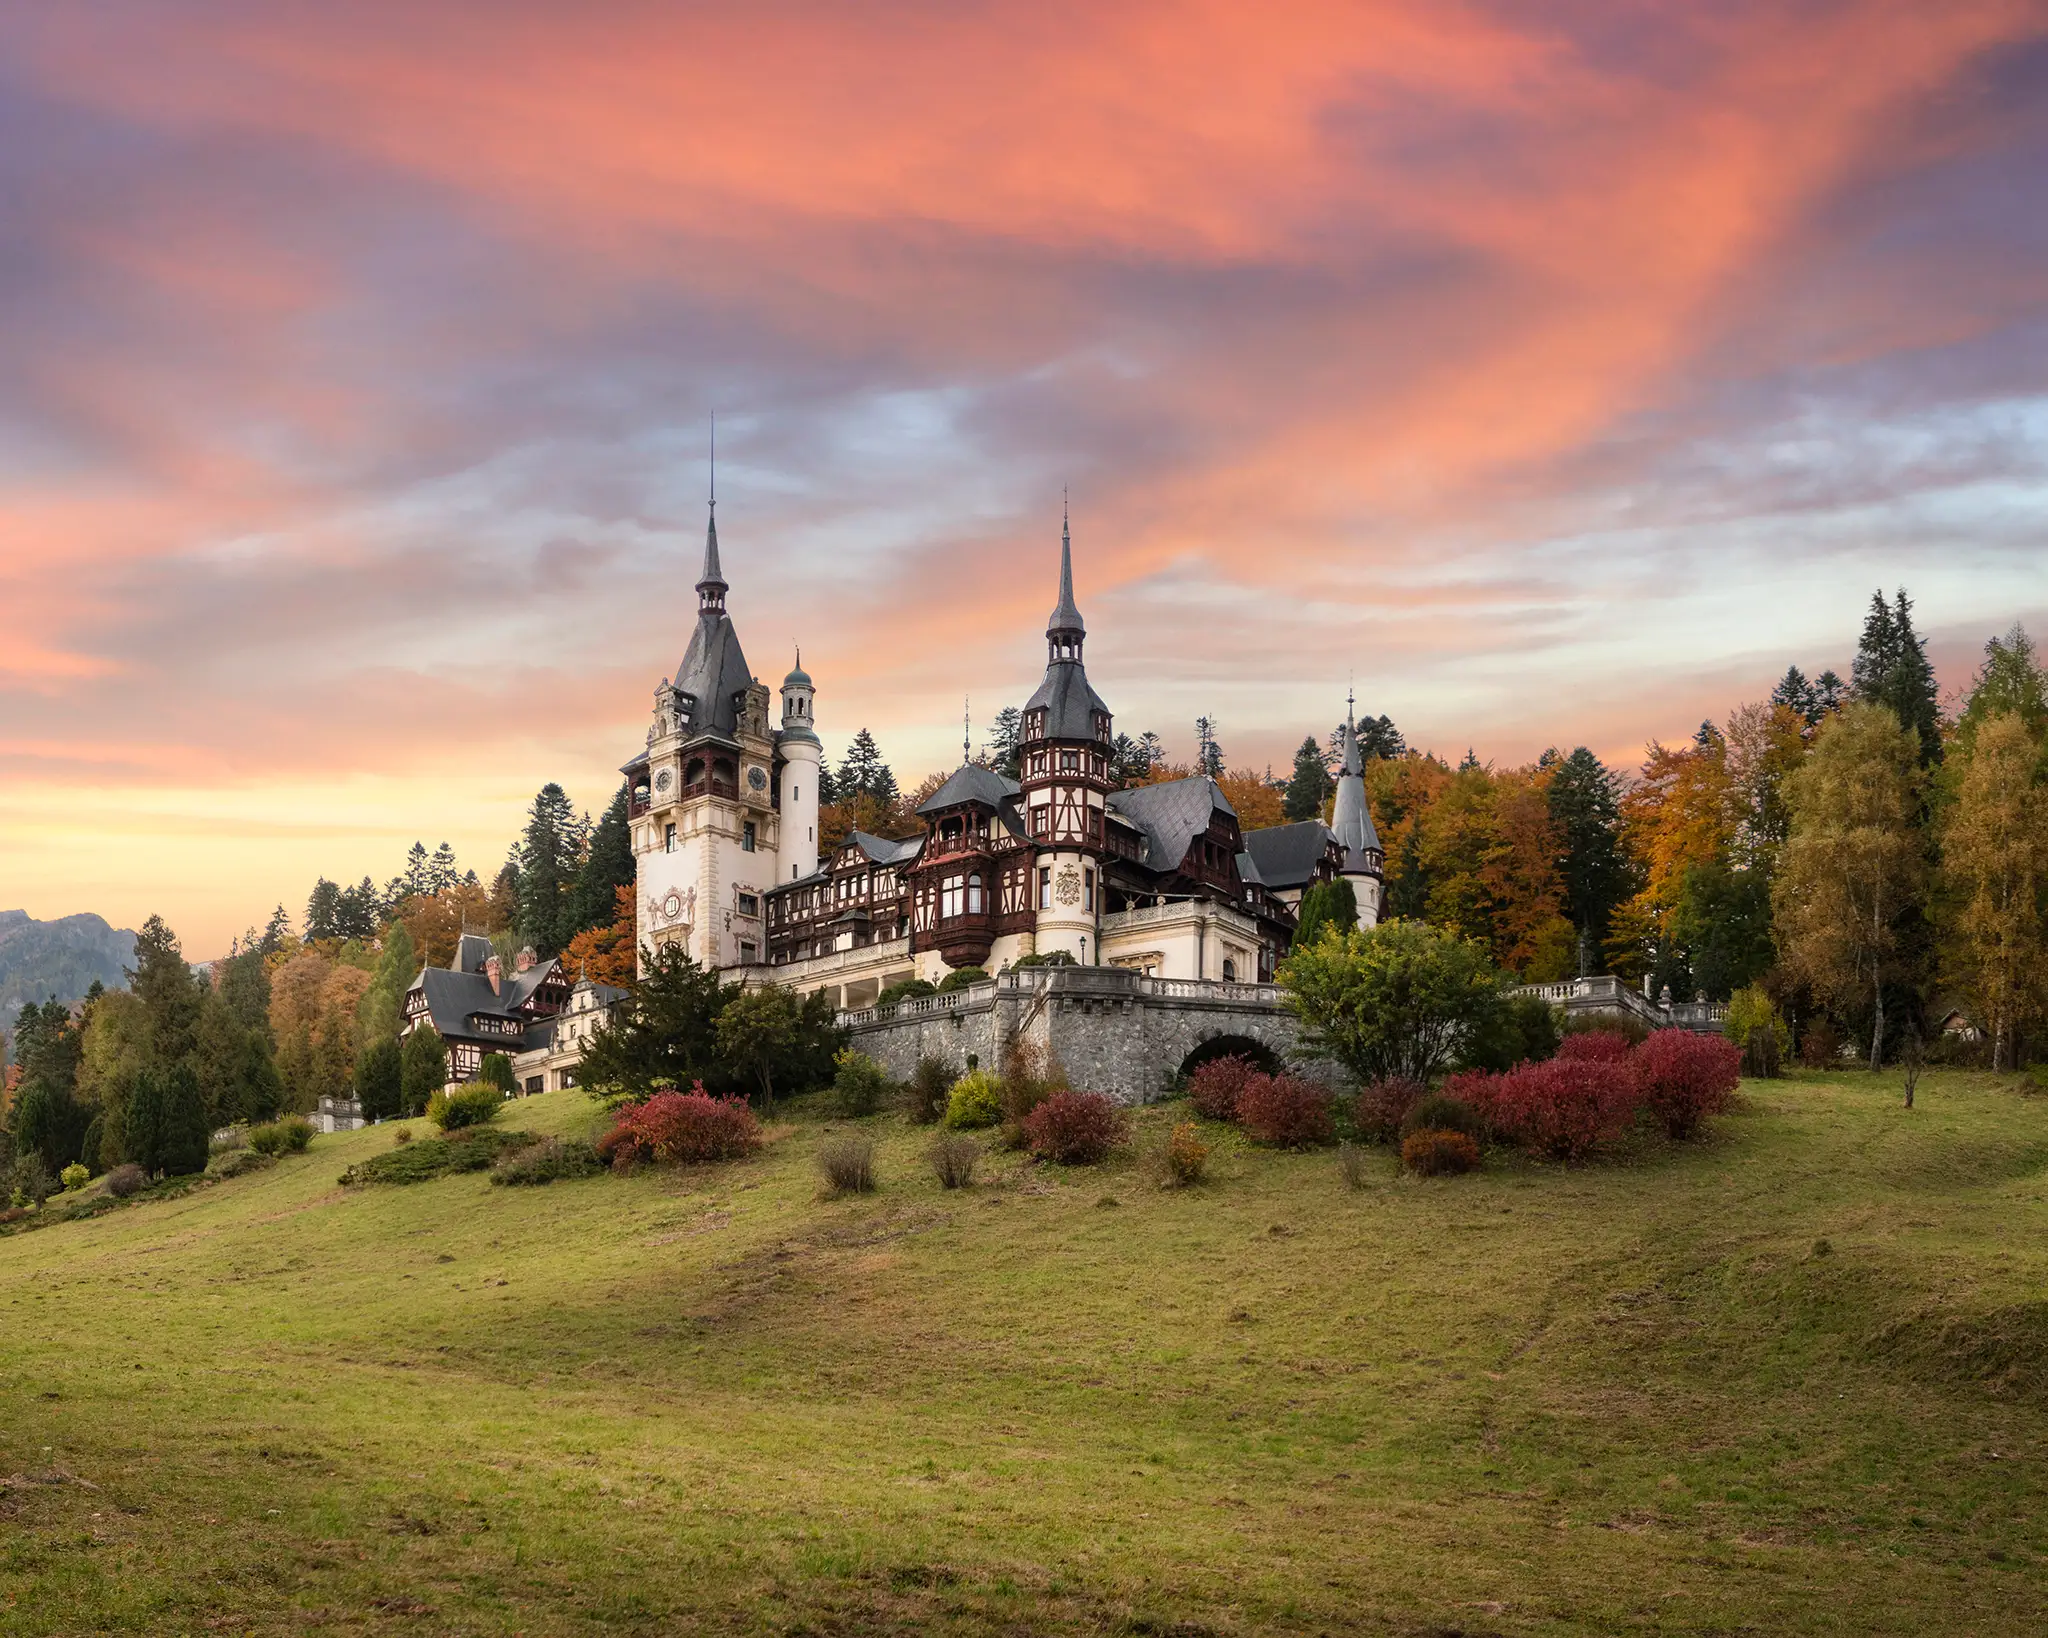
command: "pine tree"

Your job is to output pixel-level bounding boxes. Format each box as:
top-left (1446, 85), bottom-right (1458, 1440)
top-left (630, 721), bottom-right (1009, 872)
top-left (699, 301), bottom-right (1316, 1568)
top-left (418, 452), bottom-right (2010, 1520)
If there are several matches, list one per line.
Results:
top-left (983, 707), bottom-right (1025, 780)
top-left (399, 1028), bottom-right (448, 1117)
top-left (335, 877), bottom-right (382, 941)
top-left (1852, 587), bottom-right (1941, 765)
top-left (571, 783), bottom-right (636, 940)
top-left (838, 730), bottom-right (899, 804)
top-left (259, 904), bottom-right (292, 955)
top-left (1954, 624), bottom-right (2046, 756)
top-left (516, 783), bottom-right (581, 956)
top-left (1356, 714), bottom-right (1405, 762)
top-left (355, 920), bottom-right (417, 1052)
top-left (125, 1062), bottom-right (208, 1177)
top-left (1195, 717), bottom-right (1224, 777)
top-left (428, 842), bottom-right (460, 894)
top-left (355, 1036), bottom-right (404, 1122)
top-left (127, 915), bottom-right (200, 1066)
top-left (1283, 736), bottom-right (1333, 822)
top-left (1107, 733), bottom-right (1151, 788)
top-left (304, 878), bottom-right (342, 942)
top-left (1546, 747), bottom-right (1629, 957)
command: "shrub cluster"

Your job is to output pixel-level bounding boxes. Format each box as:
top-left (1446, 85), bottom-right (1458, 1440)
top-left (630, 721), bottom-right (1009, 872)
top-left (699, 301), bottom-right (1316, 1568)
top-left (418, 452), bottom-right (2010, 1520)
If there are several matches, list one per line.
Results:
top-left (906, 1056), bottom-right (954, 1125)
top-left (1159, 1121), bottom-right (1208, 1187)
top-left (831, 1048), bottom-right (891, 1117)
top-left (249, 1116), bottom-right (315, 1156)
top-left (598, 1084), bottom-right (764, 1169)
top-left (1234, 1074), bottom-right (1335, 1149)
top-left (943, 1069), bottom-right (1004, 1130)
top-left (817, 1132), bottom-right (877, 1194)
top-left (1187, 1054), bottom-right (1263, 1121)
top-left (1446, 1027), bottom-right (1740, 1161)
top-left (928, 1133), bottom-right (980, 1189)
top-left (428, 1084), bottom-right (503, 1131)
top-left (1354, 1078), bottom-right (1424, 1142)
top-left (209, 1127), bottom-right (247, 1155)
top-left (491, 1137), bottom-right (604, 1186)
top-left (1402, 1128), bottom-right (1481, 1176)
top-left (101, 1163), bottom-right (147, 1198)
top-left (998, 1042), bottom-right (1070, 1146)
top-left (340, 1126), bottom-right (536, 1186)
top-left (205, 1149), bottom-right (276, 1181)
top-left (60, 1163), bottom-right (90, 1192)
top-left (1020, 1090), bottom-right (1128, 1164)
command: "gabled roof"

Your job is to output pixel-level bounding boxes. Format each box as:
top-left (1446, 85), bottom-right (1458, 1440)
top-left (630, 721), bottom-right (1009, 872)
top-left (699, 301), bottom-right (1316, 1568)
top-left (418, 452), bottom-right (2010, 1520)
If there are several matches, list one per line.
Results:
top-left (917, 763), bottom-right (1021, 815)
top-left (844, 830), bottom-right (924, 866)
top-left (673, 613), bottom-right (753, 745)
top-left (454, 933), bottom-right (495, 975)
top-left (1023, 662), bottom-right (1112, 743)
top-left (1106, 776), bottom-right (1235, 872)
top-left (1242, 820), bottom-right (1336, 891)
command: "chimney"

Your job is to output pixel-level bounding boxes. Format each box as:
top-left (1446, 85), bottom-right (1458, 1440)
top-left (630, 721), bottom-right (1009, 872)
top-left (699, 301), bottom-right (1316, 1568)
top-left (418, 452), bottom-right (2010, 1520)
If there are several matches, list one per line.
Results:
top-left (516, 945), bottom-right (536, 974)
top-left (485, 954), bottom-right (503, 996)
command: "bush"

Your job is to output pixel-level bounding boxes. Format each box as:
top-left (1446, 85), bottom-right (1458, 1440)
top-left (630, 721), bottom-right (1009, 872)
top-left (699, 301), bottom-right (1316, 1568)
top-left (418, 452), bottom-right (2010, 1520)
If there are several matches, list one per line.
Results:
top-left (1634, 1029), bottom-right (1741, 1139)
top-left (1336, 1140), bottom-right (1369, 1190)
top-left (60, 1162), bottom-right (90, 1192)
top-left (1461, 991), bottom-right (1562, 1071)
top-left (876, 977), bottom-right (938, 1011)
top-left (1402, 1129), bottom-right (1481, 1176)
top-left (1726, 986), bottom-right (1789, 1078)
top-left (598, 1084), bottom-right (764, 1169)
top-left (906, 1056), bottom-right (954, 1125)
top-left (1798, 1017), bottom-right (1845, 1068)
top-left (248, 1116), bottom-right (314, 1156)
top-left (999, 1041), bottom-right (1069, 1145)
top-left (1354, 1078), bottom-right (1424, 1143)
top-left (1562, 1011), bottom-right (1650, 1045)
top-left (817, 1132), bottom-right (877, 1195)
top-left (928, 1133), bottom-right (980, 1189)
top-left (478, 1052), bottom-right (516, 1093)
top-left (1556, 1029), bottom-right (1635, 1064)
top-left (1235, 1074), bottom-right (1335, 1149)
top-left (936, 966), bottom-right (990, 993)
top-left (205, 1148), bottom-right (276, 1180)
top-left (1277, 919), bottom-right (1510, 1083)
top-left (1020, 1090), bottom-right (1129, 1164)
top-left (8, 1156), bottom-right (54, 1208)
top-left (209, 1127), bottom-right (247, 1155)
top-left (1400, 1091), bottom-right (1483, 1141)
top-left (491, 1137), bottom-right (604, 1185)
top-left (943, 1069), bottom-right (1004, 1129)
top-left (341, 1127), bottom-right (537, 1186)
top-left (1469, 1058), bottom-right (1639, 1162)
top-left (428, 1084), bottom-right (503, 1131)
top-left (1159, 1122), bottom-right (1209, 1186)
top-left (1188, 1054), bottom-right (1264, 1121)
top-left (392, 1126), bottom-right (413, 1145)
top-left (832, 1048), bottom-right (890, 1117)
top-left (101, 1163), bottom-right (147, 1199)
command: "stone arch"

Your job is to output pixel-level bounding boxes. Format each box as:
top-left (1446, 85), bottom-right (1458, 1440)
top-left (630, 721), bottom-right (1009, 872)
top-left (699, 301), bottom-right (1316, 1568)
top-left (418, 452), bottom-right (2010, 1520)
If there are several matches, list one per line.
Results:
top-left (1178, 1032), bottom-right (1283, 1079)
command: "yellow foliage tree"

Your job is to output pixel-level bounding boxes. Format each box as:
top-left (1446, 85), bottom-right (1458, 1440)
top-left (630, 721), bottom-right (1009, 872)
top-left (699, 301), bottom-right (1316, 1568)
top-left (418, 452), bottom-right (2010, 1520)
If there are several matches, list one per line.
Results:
top-left (1940, 712), bottom-right (2047, 1070)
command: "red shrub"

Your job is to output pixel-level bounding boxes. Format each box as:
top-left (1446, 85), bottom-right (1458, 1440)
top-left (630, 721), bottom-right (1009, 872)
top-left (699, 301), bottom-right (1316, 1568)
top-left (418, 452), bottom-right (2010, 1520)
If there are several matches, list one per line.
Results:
top-left (1401, 1129), bottom-right (1481, 1176)
top-left (1187, 1054), bottom-right (1264, 1121)
top-left (1235, 1074), bottom-right (1335, 1149)
top-left (1440, 1069), bottom-right (1506, 1137)
top-left (1633, 1029), bottom-right (1741, 1139)
top-left (1355, 1078), bottom-right (1424, 1142)
top-left (1020, 1090), bottom-right (1129, 1164)
top-left (1556, 1029), bottom-right (1636, 1064)
top-left (599, 1084), bottom-right (763, 1170)
top-left (1484, 1057), bottom-right (1639, 1162)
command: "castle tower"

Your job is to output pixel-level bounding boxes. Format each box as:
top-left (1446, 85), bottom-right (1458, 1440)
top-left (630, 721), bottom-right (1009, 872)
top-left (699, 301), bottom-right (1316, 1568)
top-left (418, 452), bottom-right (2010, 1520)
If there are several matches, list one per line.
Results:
top-left (778, 654), bottom-right (821, 882)
top-left (1330, 694), bottom-right (1384, 927)
top-left (629, 500), bottom-right (781, 971)
top-left (1018, 505), bottom-right (1114, 963)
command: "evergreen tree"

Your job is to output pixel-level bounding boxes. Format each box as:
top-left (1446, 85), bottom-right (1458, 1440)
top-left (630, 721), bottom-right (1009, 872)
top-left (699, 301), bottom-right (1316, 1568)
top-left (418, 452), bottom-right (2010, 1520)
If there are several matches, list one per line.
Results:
top-left (259, 905), bottom-right (293, 955)
top-left (1356, 714), bottom-right (1405, 762)
top-left (397, 841), bottom-right (433, 902)
top-left (125, 1062), bottom-right (208, 1177)
top-left (1771, 665), bottom-right (1818, 725)
top-left (1107, 732), bottom-right (1152, 788)
top-left (516, 783), bottom-right (582, 956)
top-left (1195, 717), bottom-right (1224, 777)
top-left (838, 730), bottom-right (898, 804)
top-left (335, 878), bottom-right (382, 941)
top-left (1852, 587), bottom-right (1942, 765)
top-left (11, 1075), bottom-right (89, 1173)
top-left (1283, 736), bottom-right (1333, 822)
top-left (1546, 747), bottom-right (1630, 957)
top-left (1954, 624), bottom-right (2047, 755)
top-left (399, 1028), bottom-right (448, 1117)
top-left (235, 1031), bottom-right (284, 1123)
top-left (355, 1036), bottom-right (404, 1122)
top-left (216, 946), bottom-right (273, 1041)
top-left (191, 988), bottom-right (251, 1130)
top-left (127, 915), bottom-right (200, 1066)
top-left (489, 861), bottom-right (521, 934)
top-left (1140, 731), bottom-right (1166, 772)
top-left (304, 878), bottom-right (342, 942)
top-left (578, 945), bottom-right (737, 1103)
top-left (571, 783), bottom-right (636, 939)
top-left (428, 842), bottom-right (460, 894)
top-left (1293, 879), bottom-right (1358, 948)
top-left (983, 707), bottom-right (1025, 780)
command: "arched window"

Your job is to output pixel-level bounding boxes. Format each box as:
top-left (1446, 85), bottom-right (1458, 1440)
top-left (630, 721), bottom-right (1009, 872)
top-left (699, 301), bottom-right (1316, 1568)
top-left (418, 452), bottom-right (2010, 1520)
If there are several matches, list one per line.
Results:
top-left (967, 874), bottom-right (984, 914)
top-left (1222, 958), bottom-right (1238, 981)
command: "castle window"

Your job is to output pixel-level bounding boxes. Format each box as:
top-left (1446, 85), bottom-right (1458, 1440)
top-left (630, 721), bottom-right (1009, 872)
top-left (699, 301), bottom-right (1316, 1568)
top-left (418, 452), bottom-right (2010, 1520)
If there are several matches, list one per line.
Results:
top-left (742, 821), bottom-right (757, 852)
top-left (941, 875), bottom-right (964, 919)
top-left (1060, 749), bottom-right (1079, 772)
top-left (737, 893), bottom-right (760, 918)
top-left (1030, 805), bottom-right (1049, 838)
top-left (1222, 957), bottom-right (1238, 982)
top-left (968, 874), bottom-right (984, 914)
top-left (1038, 867), bottom-right (1052, 909)
top-left (1083, 868), bottom-right (1095, 912)
top-left (664, 824), bottom-right (677, 853)
top-left (739, 940), bottom-right (758, 964)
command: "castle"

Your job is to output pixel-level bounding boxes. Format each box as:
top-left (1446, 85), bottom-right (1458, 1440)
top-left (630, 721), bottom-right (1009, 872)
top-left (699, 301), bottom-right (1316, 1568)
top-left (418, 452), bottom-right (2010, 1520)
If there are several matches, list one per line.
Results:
top-left (620, 502), bottom-right (1385, 1011)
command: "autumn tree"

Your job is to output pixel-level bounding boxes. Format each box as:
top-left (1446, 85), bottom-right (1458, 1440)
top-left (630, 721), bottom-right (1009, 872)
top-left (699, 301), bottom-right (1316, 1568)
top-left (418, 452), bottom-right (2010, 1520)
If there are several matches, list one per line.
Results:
top-left (1609, 731), bottom-right (1734, 990)
top-left (1774, 702), bottom-right (1926, 1068)
top-left (561, 884), bottom-right (640, 989)
top-left (1939, 713), bottom-right (2047, 1069)
top-left (571, 782), bottom-right (636, 941)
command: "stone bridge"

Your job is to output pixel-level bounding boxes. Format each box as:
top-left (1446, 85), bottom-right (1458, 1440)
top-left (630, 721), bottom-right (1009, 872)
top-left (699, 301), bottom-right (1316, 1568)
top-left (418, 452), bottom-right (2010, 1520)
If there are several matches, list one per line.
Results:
top-left (839, 966), bottom-right (1330, 1105)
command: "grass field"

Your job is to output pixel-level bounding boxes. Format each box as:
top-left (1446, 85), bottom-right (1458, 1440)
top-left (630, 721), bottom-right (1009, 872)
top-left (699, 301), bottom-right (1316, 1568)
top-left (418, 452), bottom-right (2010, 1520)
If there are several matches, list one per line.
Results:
top-left (3, 1071), bottom-right (2046, 1636)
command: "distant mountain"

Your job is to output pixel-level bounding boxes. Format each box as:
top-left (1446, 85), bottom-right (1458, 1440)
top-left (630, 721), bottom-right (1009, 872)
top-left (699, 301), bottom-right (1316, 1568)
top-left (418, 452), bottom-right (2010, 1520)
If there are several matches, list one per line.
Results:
top-left (0, 909), bottom-right (136, 1023)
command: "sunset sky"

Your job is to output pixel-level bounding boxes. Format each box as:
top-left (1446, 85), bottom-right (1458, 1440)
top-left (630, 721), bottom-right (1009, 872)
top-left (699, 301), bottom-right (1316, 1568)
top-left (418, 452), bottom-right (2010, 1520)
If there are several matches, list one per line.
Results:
top-left (3, 1), bottom-right (2046, 956)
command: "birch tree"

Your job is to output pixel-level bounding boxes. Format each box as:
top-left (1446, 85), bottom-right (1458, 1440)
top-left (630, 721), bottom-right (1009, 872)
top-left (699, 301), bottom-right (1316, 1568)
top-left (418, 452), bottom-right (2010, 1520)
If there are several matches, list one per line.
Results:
top-left (1940, 713), bottom-right (2047, 1070)
top-left (1774, 702), bottom-right (1925, 1069)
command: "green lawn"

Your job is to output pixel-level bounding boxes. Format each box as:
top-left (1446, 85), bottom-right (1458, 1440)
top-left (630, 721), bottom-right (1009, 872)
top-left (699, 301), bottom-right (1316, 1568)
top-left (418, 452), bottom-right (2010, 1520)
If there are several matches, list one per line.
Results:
top-left (3, 1071), bottom-right (2045, 1635)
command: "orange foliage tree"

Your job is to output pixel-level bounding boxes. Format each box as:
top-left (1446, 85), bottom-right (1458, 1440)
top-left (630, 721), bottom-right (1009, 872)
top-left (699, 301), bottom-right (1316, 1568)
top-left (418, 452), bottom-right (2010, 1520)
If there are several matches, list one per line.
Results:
top-left (562, 884), bottom-right (640, 989)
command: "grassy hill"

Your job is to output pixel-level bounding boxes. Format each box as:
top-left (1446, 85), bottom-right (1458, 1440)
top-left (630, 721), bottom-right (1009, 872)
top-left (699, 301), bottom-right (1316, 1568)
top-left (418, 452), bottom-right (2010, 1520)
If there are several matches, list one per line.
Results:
top-left (2, 1072), bottom-right (2045, 1635)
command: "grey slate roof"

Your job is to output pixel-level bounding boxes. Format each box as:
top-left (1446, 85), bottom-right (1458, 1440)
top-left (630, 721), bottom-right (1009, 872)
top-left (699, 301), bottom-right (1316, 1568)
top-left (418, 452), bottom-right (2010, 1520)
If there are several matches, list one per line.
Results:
top-left (1024, 662), bottom-right (1112, 743)
top-left (1106, 776), bottom-right (1235, 872)
top-left (673, 611), bottom-right (753, 745)
top-left (454, 933), bottom-right (495, 974)
top-left (1242, 821), bottom-right (1335, 891)
top-left (916, 763), bottom-right (1021, 815)
top-left (1329, 717), bottom-right (1382, 864)
top-left (845, 830), bottom-right (924, 866)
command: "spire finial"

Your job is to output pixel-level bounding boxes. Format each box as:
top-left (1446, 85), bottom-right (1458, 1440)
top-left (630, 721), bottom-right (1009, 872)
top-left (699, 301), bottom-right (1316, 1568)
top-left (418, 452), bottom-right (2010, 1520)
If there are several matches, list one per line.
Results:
top-left (963, 695), bottom-right (972, 766)
top-left (697, 415), bottom-right (727, 609)
top-left (709, 412), bottom-right (716, 512)
top-left (1049, 493), bottom-right (1084, 642)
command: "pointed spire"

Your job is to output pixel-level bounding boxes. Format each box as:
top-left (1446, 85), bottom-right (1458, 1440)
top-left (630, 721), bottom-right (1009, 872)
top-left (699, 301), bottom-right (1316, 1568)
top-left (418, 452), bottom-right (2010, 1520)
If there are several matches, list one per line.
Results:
top-left (697, 416), bottom-right (727, 613)
top-left (963, 695), bottom-right (972, 766)
top-left (1048, 491), bottom-right (1085, 643)
top-left (1340, 689), bottom-right (1363, 777)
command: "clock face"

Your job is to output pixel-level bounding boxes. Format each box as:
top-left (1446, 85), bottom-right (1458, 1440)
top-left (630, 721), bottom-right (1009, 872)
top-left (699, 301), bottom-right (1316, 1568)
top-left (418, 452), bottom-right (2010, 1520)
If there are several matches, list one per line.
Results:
top-left (654, 768), bottom-right (673, 793)
top-left (748, 766), bottom-right (769, 791)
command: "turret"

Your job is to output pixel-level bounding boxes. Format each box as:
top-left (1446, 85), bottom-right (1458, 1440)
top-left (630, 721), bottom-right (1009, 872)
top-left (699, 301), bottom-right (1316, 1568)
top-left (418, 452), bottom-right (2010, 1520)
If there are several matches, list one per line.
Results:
top-left (778, 654), bottom-right (821, 882)
top-left (1330, 694), bottom-right (1384, 928)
